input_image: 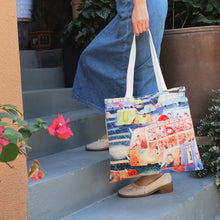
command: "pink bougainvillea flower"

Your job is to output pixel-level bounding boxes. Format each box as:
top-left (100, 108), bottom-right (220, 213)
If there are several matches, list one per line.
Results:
top-left (48, 114), bottom-right (73, 139)
top-left (0, 138), bottom-right (9, 154)
top-left (28, 160), bottom-right (44, 181)
top-left (0, 126), bottom-right (9, 154)
top-left (30, 170), bottom-right (44, 181)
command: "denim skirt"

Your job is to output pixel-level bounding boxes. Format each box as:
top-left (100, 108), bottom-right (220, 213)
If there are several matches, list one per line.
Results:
top-left (72, 0), bottom-right (168, 113)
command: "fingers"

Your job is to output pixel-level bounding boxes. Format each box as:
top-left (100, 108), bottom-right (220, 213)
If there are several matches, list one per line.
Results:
top-left (132, 7), bottom-right (149, 36)
top-left (132, 16), bottom-right (149, 36)
top-left (132, 21), bottom-right (140, 36)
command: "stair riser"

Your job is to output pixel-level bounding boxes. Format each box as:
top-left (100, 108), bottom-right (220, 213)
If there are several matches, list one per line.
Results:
top-left (161, 183), bottom-right (220, 220)
top-left (19, 50), bottom-right (38, 68)
top-left (23, 89), bottom-right (85, 119)
top-left (36, 49), bottom-right (63, 68)
top-left (28, 159), bottom-right (133, 220)
top-left (21, 67), bottom-right (64, 91)
top-left (28, 114), bottom-right (105, 158)
top-left (20, 49), bottom-right (63, 69)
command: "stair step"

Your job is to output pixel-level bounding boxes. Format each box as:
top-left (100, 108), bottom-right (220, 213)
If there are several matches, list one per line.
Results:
top-left (27, 108), bottom-right (105, 158)
top-left (19, 49), bottom-right (63, 69)
top-left (23, 88), bottom-right (85, 119)
top-left (64, 174), bottom-right (220, 220)
top-left (19, 50), bottom-right (38, 68)
top-left (21, 67), bottom-right (64, 91)
top-left (36, 49), bottom-right (63, 68)
top-left (27, 147), bottom-right (133, 220)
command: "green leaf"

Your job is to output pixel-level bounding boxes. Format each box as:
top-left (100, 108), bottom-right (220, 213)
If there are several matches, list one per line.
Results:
top-left (18, 128), bottom-right (32, 140)
top-left (3, 127), bottom-right (22, 138)
top-left (82, 11), bottom-right (90, 19)
top-left (25, 145), bottom-right (32, 151)
top-left (1, 104), bottom-right (22, 117)
top-left (36, 118), bottom-right (47, 126)
top-left (3, 135), bottom-right (17, 144)
top-left (42, 124), bottom-right (48, 130)
top-left (96, 8), bottom-right (111, 19)
top-left (26, 122), bottom-right (40, 133)
top-left (2, 104), bottom-right (18, 109)
top-left (17, 118), bottom-right (28, 127)
top-left (212, 1), bottom-right (220, 14)
top-left (5, 109), bottom-right (18, 119)
top-left (3, 127), bottom-right (26, 144)
top-left (205, 4), bottom-right (213, 12)
top-left (0, 121), bottom-right (9, 127)
top-left (0, 112), bottom-right (15, 120)
top-left (173, 0), bottom-right (194, 7)
top-left (0, 143), bottom-right (19, 162)
top-left (192, 13), bottom-right (220, 25)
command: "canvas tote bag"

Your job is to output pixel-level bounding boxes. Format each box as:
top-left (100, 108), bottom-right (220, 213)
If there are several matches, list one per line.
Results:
top-left (105, 30), bottom-right (203, 183)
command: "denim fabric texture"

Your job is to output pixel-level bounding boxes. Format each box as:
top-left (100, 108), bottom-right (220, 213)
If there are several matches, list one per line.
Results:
top-left (72, 0), bottom-right (168, 113)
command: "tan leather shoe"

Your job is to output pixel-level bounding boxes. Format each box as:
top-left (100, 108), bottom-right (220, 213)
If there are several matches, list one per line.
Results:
top-left (118, 173), bottom-right (173, 198)
top-left (86, 139), bottom-right (109, 151)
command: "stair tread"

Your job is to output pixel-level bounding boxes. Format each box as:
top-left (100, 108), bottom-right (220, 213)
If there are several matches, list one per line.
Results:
top-left (28, 146), bottom-right (109, 186)
top-left (64, 173), bottom-right (219, 220)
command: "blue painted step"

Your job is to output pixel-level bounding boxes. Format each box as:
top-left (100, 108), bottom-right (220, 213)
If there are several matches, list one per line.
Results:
top-left (64, 173), bottom-right (220, 220)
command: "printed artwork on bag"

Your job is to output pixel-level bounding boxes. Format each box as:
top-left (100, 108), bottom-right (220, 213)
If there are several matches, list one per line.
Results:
top-left (105, 87), bottom-right (203, 183)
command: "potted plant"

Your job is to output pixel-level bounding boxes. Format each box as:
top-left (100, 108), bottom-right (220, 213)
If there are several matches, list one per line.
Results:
top-left (191, 89), bottom-right (220, 190)
top-left (160, 0), bottom-right (220, 127)
top-left (61, 0), bottom-right (116, 87)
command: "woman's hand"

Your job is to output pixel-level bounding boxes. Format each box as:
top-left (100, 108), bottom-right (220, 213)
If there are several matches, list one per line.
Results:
top-left (132, 0), bottom-right (149, 36)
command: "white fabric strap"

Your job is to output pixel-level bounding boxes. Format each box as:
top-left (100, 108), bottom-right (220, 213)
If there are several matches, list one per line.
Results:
top-left (125, 34), bottom-right (136, 98)
top-left (125, 30), bottom-right (167, 98)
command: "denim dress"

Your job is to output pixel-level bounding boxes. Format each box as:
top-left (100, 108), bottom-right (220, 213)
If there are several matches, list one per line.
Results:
top-left (72, 0), bottom-right (168, 113)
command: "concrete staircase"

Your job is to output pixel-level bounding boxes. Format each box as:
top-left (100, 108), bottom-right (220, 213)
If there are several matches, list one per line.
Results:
top-left (20, 49), bottom-right (105, 158)
top-left (20, 50), bottom-right (220, 220)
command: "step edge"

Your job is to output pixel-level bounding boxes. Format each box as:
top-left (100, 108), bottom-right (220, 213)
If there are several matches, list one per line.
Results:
top-left (21, 66), bottom-right (64, 71)
top-left (22, 87), bottom-right (72, 94)
top-left (26, 108), bottom-right (101, 123)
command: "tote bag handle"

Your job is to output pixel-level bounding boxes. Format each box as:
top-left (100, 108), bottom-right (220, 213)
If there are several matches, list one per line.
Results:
top-left (125, 30), bottom-right (167, 98)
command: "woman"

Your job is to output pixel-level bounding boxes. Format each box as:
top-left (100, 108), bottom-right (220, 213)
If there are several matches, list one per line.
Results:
top-left (72, 0), bottom-right (172, 197)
